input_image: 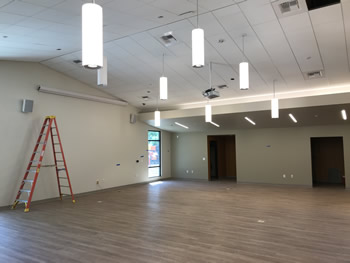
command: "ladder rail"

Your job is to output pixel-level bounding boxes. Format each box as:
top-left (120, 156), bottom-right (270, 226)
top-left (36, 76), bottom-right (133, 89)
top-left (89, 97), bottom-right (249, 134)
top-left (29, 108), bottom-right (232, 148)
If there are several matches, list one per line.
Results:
top-left (14, 118), bottom-right (50, 201)
top-left (53, 118), bottom-right (75, 202)
top-left (25, 118), bottom-right (54, 211)
top-left (50, 122), bottom-right (63, 200)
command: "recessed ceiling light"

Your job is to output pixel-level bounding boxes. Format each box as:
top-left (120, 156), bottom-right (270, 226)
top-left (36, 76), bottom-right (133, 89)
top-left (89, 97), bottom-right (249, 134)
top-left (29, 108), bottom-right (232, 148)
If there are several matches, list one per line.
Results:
top-left (210, 121), bottom-right (220, 127)
top-left (230, 77), bottom-right (235, 81)
top-left (147, 90), bottom-right (151, 94)
top-left (314, 114), bottom-right (318, 118)
top-left (218, 39), bottom-right (225, 43)
top-left (245, 117), bottom-right (256, 125)
top-left (341, 109), bottom-right (347, 120)
top-left (289, 113), bottom-right (298, 123)
top-left (175, 122), bottom-right (189, 129)
top-left (56, 48), bottom-right (61, 51)
top-left (158, 15), bottom-right (164, 19)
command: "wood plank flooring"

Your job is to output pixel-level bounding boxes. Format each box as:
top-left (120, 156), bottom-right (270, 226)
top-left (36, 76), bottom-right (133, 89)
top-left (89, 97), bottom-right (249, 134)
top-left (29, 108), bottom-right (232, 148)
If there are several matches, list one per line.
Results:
top-left (1, 180), bottom-right (350, 263)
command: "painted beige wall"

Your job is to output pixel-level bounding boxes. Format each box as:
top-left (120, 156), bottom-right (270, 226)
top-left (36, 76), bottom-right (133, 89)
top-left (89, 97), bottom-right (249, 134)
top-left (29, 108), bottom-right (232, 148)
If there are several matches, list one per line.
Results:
top-left (0, 61), bottom-right (171, 207)
top-left (171, 125), bottom-right (350, 188)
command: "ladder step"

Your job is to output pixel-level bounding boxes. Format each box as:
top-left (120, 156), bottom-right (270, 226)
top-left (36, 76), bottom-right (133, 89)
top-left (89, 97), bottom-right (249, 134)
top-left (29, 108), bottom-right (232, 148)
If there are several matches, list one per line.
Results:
top-left (20, 190), bottom-right (31, 193)
top-left (16, 199), bottom-right (28, 203)
top-left (40, 133), bottom-right (46, 135)
top-left (26, 170), bottom-right (37, 173)
top-left (60, 185), bottom-right (70, 188)
top-left (56, 160), bottom-right (64, 162)
top-left (57, 168), bottom-right (66, 172)
top-left (30, 160), bottom-right (40, 163)
top-left (34, 151), bottom-right (41, 154)
top-left (23, 180), bottom-right (34, 183)
top-left (51, 127), bottom-right (57, 129)
top-left (55, 152), bottom-right (62, 154)
top-left (37, 142), bottom-right (46, 145)
top-left (58, 177), bottom-right (67, 179)
top-left (54, 143), bottom-right (60, 145)
top-left (52, 135), bottom-right (58, 136)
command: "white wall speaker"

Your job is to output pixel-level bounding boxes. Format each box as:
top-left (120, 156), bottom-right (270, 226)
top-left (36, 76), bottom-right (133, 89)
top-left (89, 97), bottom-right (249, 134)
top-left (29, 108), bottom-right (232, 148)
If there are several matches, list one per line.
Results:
top-left (130, 113), bottom-right (137, 124)
top-left (22, 99), bottom-right (34, 113)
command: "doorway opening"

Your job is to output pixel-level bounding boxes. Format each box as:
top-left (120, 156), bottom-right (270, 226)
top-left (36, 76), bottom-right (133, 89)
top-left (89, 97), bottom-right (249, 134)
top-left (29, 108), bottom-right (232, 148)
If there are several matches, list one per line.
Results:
top-left (207, 135), bottom-right (236, 181)
top-left (311, 137), bottom-right (345, 187)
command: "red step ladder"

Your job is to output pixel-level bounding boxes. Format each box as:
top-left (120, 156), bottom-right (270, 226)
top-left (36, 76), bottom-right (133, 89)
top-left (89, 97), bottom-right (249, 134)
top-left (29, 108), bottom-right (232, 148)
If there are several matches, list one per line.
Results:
top-left (12, 116), bottom-right (75, 212)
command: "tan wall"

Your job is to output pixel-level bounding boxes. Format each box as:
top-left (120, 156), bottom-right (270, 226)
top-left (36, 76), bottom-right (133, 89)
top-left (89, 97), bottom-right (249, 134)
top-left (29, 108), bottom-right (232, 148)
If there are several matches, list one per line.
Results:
top-left (171, 125), bottom-right (350, 188)
top-left (0, 61), bottom-right (171, 207)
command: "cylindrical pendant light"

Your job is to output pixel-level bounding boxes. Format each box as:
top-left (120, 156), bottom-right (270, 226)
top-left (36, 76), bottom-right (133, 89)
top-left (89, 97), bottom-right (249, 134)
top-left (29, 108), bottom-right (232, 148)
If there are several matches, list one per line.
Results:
top-left (271, 98), bottom-right (279, 119)
top-left (192, 0), bottom-right (204, 68)
top-left (97, 56), bottom-right (108, 86)
top-left (240, 34), bottom-right (249, 90)
top-left (271, 80), bottom-right (279, 119)
top-left (239, 62), bottom-right (249, 90)
top-left (155, 110), bottom-right (160, 127)
top-left (160, 54), bottom-right (168, 100)
top-left (82, 2), bottom-right (103, 69)
top-left (205, 104), bottom-right (212, 122)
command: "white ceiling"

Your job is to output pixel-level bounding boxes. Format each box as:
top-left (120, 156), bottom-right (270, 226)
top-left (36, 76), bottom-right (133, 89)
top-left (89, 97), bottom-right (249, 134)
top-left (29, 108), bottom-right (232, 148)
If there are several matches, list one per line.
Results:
top-left (1, 0), bottom-right (350, 112)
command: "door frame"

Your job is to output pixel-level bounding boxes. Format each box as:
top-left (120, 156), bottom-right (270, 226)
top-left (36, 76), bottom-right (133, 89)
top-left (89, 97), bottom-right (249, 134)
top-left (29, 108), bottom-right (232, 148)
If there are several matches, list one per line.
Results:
top-left (310, 136), bottom-right (346, 187)
top-left (207, 134), bottom-right (236, 181)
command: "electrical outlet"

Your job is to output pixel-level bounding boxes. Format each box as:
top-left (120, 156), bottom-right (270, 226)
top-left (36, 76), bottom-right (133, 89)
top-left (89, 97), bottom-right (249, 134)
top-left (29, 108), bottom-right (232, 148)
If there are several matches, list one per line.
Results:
top-left (96, 180), bottom-right (99, 184)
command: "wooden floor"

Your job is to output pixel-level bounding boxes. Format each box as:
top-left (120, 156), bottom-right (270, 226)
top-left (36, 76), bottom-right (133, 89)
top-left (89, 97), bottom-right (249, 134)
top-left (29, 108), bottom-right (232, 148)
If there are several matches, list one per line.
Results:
top-left (1, 180), bottom-right (350, 263)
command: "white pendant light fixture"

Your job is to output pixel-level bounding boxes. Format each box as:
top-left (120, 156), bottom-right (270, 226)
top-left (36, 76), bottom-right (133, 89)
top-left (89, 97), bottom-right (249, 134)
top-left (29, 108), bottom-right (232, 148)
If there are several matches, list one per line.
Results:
top-left (271, 80), bottom-right (279, 119)
top-left (341, 110), bottom-right (347, 120)
top-left (240, 34), bottom-right (249, 90)
top-left (205, 104), bottom-right (212, 122)
top-left (205, 62), bottom-right (212, 122)
top-left (192, 0), bottom-right (204, 68)
top-left (154, 110), bottom-right (160, 127)
top-left (82, 1), bottom-right (103, 69)
top-left (160, 54), bottom-right (168, 100)
top-left (97, 56), bottom-right (108, 86)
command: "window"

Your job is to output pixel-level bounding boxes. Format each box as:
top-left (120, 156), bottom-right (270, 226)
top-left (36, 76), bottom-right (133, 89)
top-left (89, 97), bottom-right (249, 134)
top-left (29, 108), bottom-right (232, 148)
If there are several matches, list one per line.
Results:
top-left (148, 131), bottom-right (161, 177)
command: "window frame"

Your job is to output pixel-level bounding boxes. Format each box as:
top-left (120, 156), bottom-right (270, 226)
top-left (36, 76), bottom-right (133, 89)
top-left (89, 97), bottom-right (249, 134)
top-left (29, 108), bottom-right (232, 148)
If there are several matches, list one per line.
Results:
top-left (148, 130), bottom-right (161, 177)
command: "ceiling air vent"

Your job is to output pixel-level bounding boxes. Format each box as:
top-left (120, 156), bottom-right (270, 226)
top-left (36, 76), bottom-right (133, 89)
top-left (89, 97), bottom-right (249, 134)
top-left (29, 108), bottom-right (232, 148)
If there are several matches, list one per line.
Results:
top-left (279, 0), bottom-right (300, 13)
top-left (160, 31), bottom-right (177, 47)
top-left (272, 0), bottom-right (307, 18)
top-left (304, 70), bottom-right (324, 80)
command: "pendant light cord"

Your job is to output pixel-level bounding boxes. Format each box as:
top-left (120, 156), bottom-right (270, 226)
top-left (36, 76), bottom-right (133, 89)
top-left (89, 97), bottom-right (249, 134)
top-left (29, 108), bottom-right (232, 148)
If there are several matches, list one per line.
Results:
top-left (197, 0), bottom-right (199, 28)
top-left (242, 34), bottom-right (246, 61)
top-left (209, 61), bottom-right (212, 90)
top-left (162, 53), bottom-right (165, 76)
top-left (273, 79), bottom-right (276, 98)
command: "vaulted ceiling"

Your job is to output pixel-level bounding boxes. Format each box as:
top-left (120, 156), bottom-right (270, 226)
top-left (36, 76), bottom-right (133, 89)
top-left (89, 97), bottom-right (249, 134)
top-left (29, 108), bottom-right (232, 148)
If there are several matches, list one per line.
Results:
top-left (1, 0), bottom-right (350, 114)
